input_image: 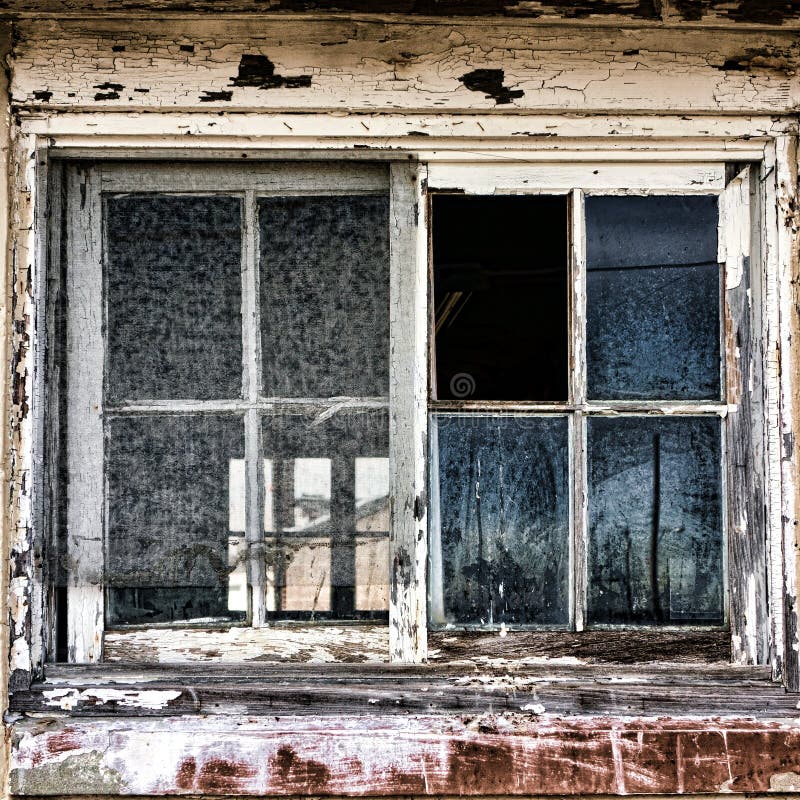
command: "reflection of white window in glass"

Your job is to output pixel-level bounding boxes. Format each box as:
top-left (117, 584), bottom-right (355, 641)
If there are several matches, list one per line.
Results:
top-left (291, 458), bottom-right (332, 531)
top-left (355, 457), bottom-right (390, 611)
top-left (355, 457), bottom-right (389, 533)
top-left (227, 459), bottom-right (248, 612)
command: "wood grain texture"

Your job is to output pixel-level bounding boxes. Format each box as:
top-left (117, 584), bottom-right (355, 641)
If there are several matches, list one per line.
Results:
top-left (8, 663), bottom-right (795, 718)
top-left (722, 166), bottom-right (769, 664)
top-left (429, 628), bottom-right (731, 663)
top-left (388, 162), bottom-right (427, 663)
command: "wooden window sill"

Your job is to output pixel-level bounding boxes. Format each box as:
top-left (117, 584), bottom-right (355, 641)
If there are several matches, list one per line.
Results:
top-left (8, 663), bottom-right (800, 796)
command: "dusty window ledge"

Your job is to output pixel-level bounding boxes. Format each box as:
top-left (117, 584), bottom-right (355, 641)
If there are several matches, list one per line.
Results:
top-left (7, 663), bottom-right (800, 796)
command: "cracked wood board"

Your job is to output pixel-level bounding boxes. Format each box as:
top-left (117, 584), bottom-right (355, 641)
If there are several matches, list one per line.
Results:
top-left (9, 18), bottom-right (800, 113)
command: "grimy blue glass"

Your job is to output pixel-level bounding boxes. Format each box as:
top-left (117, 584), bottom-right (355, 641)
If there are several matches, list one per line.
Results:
top-left (106, 414), bottom-right (246, 626)
top-left (586, 195), bottom-right (720, 400)
top-left (259, 195), bottom-right (390, 398)
top-left (587, 416), bottom-right (723, 626)
top-left (430, 415), bottom-right (570, 626)
top-left (105, 195), bottom-right (243, 402)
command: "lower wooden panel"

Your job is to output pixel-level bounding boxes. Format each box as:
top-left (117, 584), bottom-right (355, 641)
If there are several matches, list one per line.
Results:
top-left (10, 715), bottom-right (800, 795)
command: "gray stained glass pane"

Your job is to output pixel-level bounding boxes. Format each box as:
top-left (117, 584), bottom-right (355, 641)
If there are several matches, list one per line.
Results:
top-left (430, 415), bottom-right (570, 627)
top-left (259, 195), bottom-right (390, 398)
top-left (587, 416), bottom-right (723, 626)
top-left (586, 195), bottom-right (720, 400)
top-left (261, 409), bottom-right (389, 620)
top-left (106, 414), bottom-right (246, 626)
top-left (105, 195), bottom-right (243, 402)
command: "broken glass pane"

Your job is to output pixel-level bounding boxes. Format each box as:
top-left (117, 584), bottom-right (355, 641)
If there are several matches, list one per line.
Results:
top-left (105, 195), bottom-right (243, 402)
top-left (586, 195), bottom-right (720, 400)
top-left (429, 414), bottom-right (570, 627)
top-left (262, 408), bottom-right (389, 619)
top-left (106, 414), bottom-right (246, 626)
top-left (587, 416), bottom-right (723, 626)
top-left (432, 195), bottom-right (569, 401)
top-left (259, 195), bottom-right (390, 398)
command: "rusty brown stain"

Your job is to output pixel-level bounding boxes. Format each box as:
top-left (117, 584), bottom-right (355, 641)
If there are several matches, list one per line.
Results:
top-left (174, 757), bottom-right (257, 793)
top-left (271, 745), bottom-right (331, 793)
top-left (175, 757), bottom-right (197, 790)
top-left (45, 730), bottom-right (80, 756)
top-left (724, 300), bottom-right (741, 405)
top-left (446, 740), bottom-right (515, 793)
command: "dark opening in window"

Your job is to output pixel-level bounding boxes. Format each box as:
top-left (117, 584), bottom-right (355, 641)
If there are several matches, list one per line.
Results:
top-left (432, 194), bottom-right (569, 401)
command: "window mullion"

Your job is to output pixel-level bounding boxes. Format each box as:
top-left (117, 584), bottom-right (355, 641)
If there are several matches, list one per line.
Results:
top-left (571, 188), bottom-right (588, 632)
top-left (65, 164), bottom-right (105, 662)
top-left (243, 188), bottom-right (267, 627)
top-left (389, 162), bottom-right (428, 663)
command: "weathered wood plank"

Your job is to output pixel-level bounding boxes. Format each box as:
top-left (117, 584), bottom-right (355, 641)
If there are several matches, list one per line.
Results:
top-left (429, 628), bottom-right (731, 663)
top-left (388, 162), bottom-right (427, 663)
top-left (10, 714), bottom-right (800, 795)
top-left (9, 673), bottom-right (797, 718)
top-left (721, 166), bottom-right (769, 664)
top-left (103, 625), bottom-right (390, 663)
top-left (9, 18), bottom-right (800, 114)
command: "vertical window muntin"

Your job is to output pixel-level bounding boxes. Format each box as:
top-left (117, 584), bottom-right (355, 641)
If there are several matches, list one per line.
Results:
top-left (428, 186), bottom-right (728, 631)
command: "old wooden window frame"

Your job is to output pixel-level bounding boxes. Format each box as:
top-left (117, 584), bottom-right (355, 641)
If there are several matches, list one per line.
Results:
top-left (45, 160), bottom-right (427, 664)
top-left (7, 119), bottom-right (793, 688)
top-left (424, 163), bottom-right (765, 666)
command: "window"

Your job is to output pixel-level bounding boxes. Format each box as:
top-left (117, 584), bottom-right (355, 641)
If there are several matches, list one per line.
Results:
top-left (45, 159), bottom-right (765, 664)
top-left (49, 163), bottom-right (395, 661)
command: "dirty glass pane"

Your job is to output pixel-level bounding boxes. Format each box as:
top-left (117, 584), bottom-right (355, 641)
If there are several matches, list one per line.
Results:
top-left (261, 408), bottom-right (389, 619)
top-left (432, 195), bottom-right (568, 401)
top-left (105, 195), bottom-right (243, 402)
top-left (106, 414), bottom-right (246, 626)
top-left (586, 195), bottom-right (720, 400)
top-left (429, 414), bottom-right (570, 626)
top-left (259, 195), bottom-right (390, 398)
top-left (587, 416), bottom-right (723, 626)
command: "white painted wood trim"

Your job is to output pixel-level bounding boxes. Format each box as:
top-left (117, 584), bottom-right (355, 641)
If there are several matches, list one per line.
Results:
top-left (774, 134), bottom-right (800, 690)
top-left (65, 165), bottom-right (104, 664)
top-left (570, 188), bottom-right (587, 632)
top-left (426, 163), bottom-right (725, 193)
top-left (100, 162), bottom-right (389, 193)
top-left (388, 161), bottom-right (428, 663)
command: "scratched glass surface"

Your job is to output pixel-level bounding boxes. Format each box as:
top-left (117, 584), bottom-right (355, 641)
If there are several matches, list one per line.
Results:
top-left (259, 196), bottom-right (390, 398)
top-left (105, 195), bottom-right (243, 402)
top-left (586, 195), bottom-right (720, 400)
top-left (106, 414), bottom-right (246, 626)
top-left (429, 415), bottom-right (570, 627)
top-left (261, 408), bottom-right (389, 619)
top-left (587, 416), bottom-right (723, 626)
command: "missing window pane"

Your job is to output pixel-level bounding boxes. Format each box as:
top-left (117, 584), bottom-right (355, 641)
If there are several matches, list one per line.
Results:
top-left (106, 414), bottom-right (247, 626)
top-left (429, 414), bottom-right (570, 627)
top-left (262, 409), bottom-right (389, 620)
top-left (586, 195), bottom-right (720, 401)
top-left (587, 416), bottom-right (724, 626)
top-left (105, 195), bottom-right (243, 402)
top-left (432, 195), bottom-right (568, 401)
